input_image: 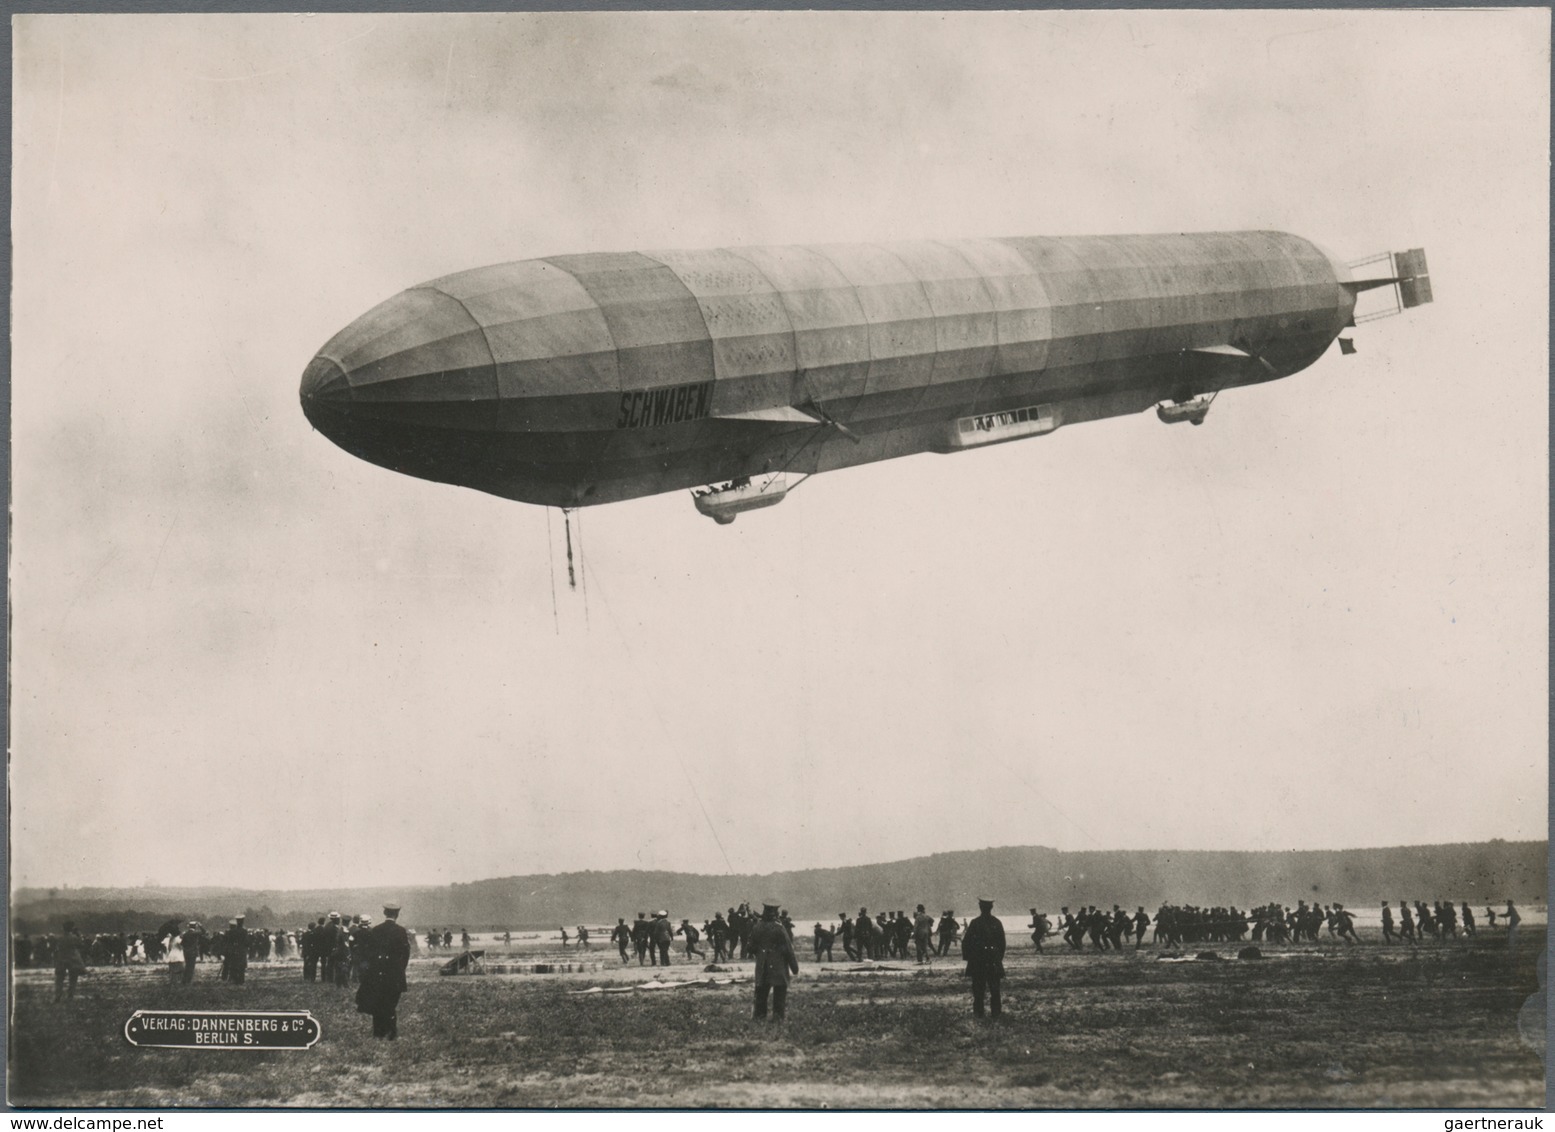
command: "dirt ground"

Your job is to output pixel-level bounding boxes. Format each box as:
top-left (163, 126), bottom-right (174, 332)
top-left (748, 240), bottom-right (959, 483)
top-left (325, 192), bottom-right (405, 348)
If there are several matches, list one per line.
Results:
top-left (9, 928), bottom-right (1546, 1109)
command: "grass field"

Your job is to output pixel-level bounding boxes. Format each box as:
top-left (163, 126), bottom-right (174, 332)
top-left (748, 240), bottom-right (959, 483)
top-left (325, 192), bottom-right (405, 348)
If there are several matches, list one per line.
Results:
top-left (9, 929), bottom-right (1545, 1108)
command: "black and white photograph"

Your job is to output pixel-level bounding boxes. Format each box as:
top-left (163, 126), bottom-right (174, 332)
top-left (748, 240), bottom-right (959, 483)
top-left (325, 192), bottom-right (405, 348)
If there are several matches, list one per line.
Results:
top-left (8, 8), bottom-right (1550, 1111)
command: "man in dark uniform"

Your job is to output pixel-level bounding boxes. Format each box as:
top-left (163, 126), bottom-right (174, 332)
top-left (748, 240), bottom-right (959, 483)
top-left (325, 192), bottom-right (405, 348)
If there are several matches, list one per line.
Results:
top-left (1107, 905), bottom-right (1129, 950)
top-left (652, 910), bottom-right (674, 967)
top-left (53, 922), bottom-right (88, 1002)
top-left (913, 905), bottom-right (936, 964)
top-left (1439, 900), bottom-right (1458, 939)
top-left (839, 913), bottom-right (857, 961)
top-left (1086, 907), bottom-right (1108, 951)
top-left (855, 907), bottom-right (873, 960)
top-left (355, 901), bottom-right (411, 1040)
top-left (677, 919), bottom-right (707, 961)
top-left (1029, 909), bottom-right (1051, 951)
top-left (319, 913), bottom-right (340, 983)
top-left (223, 917), bottom-right (249, 985)
top-left (1061, 907), bottom-right (1082, 950)
top-left (333, 917), bottom-right (353, 987)
top-left (961, 896), bottom-right (1006, 1019)
top-left (610, 918), bottom-right (632, 964)
top-left (632, 913), bottom-right (651, 966)
top-left (180, 921), bottom-right (204, 985)
top-left (750, 899), bottom-right (799, 1021)
top-left (303, 917), bottom-right (324, 981)
top-left (350, 915), bottom-right (373, 983)
top-left (812, 922), bottom-right (835, 962)
top-left (937, 911), bottom-right (958, 956)
top-left (1381, 902), bottom-right (1396, 943)
top-left (733, 905), bottom-right (753, 959)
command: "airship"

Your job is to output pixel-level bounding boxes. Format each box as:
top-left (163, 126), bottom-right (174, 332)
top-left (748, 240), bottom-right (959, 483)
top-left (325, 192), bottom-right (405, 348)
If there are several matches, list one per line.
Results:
top-left (300, 232), bottom-right (1431, 523)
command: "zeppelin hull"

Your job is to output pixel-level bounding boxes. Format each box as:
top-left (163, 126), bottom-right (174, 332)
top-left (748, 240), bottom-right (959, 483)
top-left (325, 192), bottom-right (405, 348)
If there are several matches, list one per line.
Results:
top-left (301, 232), bottom-right (1355, 507)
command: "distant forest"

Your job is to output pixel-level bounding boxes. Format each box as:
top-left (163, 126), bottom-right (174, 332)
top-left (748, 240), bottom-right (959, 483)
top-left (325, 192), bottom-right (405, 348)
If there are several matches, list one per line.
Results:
top-left (12, 840), bottom-right (1546, 933)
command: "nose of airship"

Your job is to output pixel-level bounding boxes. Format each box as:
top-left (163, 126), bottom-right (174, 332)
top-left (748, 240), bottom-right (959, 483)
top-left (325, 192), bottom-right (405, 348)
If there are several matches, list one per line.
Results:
top-left (299, 355), bottom-right (352, 448)
top-left (300, 354), bottom-right (349, 400)
top-left (299, 286), bottom-right (497, 415)
top-left (299, 354), bottom-right (350, 421)
top-left (300, 284), bottom-right (504, 491)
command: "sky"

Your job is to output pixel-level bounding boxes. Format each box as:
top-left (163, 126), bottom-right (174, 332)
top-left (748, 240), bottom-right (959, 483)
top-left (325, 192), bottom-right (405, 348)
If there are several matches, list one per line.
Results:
top-left (10, 10), bottom-right (1549, 891)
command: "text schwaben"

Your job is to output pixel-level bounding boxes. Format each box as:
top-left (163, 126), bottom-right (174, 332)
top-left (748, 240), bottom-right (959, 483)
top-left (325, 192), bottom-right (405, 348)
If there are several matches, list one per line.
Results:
top-left (616, 381), bottom-right (714, 429)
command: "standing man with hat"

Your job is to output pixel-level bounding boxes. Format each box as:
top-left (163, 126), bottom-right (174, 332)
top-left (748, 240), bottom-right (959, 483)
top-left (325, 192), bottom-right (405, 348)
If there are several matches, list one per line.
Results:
top-left (180, 921), bottom-right (204, 985)
top-left (855, 908), bottom-right (874, 960)
top-left (750, 900), bottom-right (800, 1021)
top-left (961, 896), bottom-right (1006, 1019)
top-left (356, 901), bottom-right (411, 1040)
top-left (53, 921), bottom-right (88, 1002)
top-left (913, 904), bottom-right (936, 964)
top-left (631, 913), bottom-right (652, 966)
top-left (651, 910), bottom-right (674, 967)
top-left (223, 917), bottom-right (249, 985)
top-left (333, 917), bottom-right (353, 988)
top-left (302, 917), bottom-right (323, 981)
top-left (349, 915), bottom-right (373, 984)
top-left (319, 913), bottom-right (341, 984)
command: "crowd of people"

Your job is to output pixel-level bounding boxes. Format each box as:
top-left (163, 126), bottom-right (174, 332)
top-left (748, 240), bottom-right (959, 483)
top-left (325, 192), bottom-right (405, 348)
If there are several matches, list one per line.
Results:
top-left (592, 898), bottom-right (1529, 964)
top-left (421, 928), bottom-right (476, 951)
top-left (14, 895), bottom-right (1527, 997)
top-left (12, 920), bottom-right (295, 975)
top-left (14, 891), bottom-right (1532, 1038)
top-left (1028, 899), bottom-right (1524, 950)
top-left (587, 904), bottom-right (956, 967)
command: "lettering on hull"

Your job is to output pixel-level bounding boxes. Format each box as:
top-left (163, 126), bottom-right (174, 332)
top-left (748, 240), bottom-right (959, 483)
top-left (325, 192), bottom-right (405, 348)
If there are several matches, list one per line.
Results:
top-left (616, 382), bottom-right (715, 430)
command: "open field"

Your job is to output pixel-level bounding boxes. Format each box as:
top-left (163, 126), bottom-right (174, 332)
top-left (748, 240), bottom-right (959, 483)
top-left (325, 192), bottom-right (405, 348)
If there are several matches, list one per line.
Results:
top-left (10, 928), bottom-right (1545, 1108)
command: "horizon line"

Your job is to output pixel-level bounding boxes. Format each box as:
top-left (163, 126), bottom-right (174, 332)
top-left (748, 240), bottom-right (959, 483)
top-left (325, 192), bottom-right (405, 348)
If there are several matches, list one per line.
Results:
top-left (13, 836), bottom-right (1547, 896)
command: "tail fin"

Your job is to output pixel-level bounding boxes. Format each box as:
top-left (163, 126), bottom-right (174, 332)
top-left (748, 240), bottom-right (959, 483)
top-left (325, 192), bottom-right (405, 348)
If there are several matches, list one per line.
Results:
top-left (1392, 248), bottom-right (1432, 308)
top-left (1344, 248), bottom-right (1433, 324)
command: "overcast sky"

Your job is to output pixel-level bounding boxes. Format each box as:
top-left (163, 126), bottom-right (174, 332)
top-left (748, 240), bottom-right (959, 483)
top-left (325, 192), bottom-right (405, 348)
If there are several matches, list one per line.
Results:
top-left (11, 11), bottom-right (1549, 891)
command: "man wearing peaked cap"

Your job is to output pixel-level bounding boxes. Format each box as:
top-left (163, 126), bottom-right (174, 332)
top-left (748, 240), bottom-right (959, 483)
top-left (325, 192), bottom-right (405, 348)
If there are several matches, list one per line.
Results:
top-left (651, 910), bottom-right (674, 967)
top-left (961, 896), bottom-right (1006, 1019)
top-left (750, 900), bottom-right (800, 1021)
top-left (356, 901), bottom-right (410, 1040)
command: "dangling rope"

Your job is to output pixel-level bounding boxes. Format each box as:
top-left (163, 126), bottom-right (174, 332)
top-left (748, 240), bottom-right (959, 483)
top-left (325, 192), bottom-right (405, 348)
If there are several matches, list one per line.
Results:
top-left (544, 508), bottom-right (559, 635)
top-left (575, 508), bottom-right (591, 629)
top-left (584, 560), bottom-right (733, 876)
top-left (562, 508), bottom-right (577, 591)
